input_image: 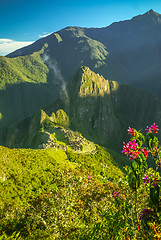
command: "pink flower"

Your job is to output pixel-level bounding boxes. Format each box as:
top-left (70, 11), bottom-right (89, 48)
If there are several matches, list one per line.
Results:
top-left (152, 178), bottom-right (159, 186)
top-left (150, 123), bottom-right (159, 133)
top-left (141, 148), bottom-right (149, 159)
top-left (128, 127), bottom-right (137, 136)
top-left (122, 142), bottom-right (131, 156)
top-left (122, 140), bottom-right (140, 160)
top-left (145, 126), bottom-right (151, 133)
top-left (128, 140), bottom-right (138, 150)
top-left (122, 140), bottom-right (138, 155)
top-left (87, 175), bottom-right (92, 179)
top-left (143, 174), bottom-right (149, 183)
top-left (145, 123), bottom-right (159, 134)
top-left (129, 150), bottom-right (140, 160)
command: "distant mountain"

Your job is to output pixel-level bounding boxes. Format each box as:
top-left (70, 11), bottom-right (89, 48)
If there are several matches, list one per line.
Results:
top-left (7, 9), bottom-right (161, 95)
top-left (1, 9), bottom-right (161, 145)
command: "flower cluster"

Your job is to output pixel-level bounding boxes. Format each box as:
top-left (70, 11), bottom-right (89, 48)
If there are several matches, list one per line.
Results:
top-left (145, 123), bottom-right (159, 134)
top-left (121, 124), bottom-right (161, 237)
top-left (143, 174), bottom-right (159, 186)
top-left (141, 148), bottom-right (149, 159)
top-left (128, 127), bottom-right (137, 136)
top-left (122, 139), bottom-right (140, 160)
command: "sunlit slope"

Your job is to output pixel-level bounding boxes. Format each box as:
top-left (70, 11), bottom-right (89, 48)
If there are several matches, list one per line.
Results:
top-left (0, 52), bottom-right (48, 89)
top-left (0, 49), bottom-right (61, 129)
top-left (8, 28), bottom-right (109, 81)
top-left (0, 133), bottom-right (124, 210)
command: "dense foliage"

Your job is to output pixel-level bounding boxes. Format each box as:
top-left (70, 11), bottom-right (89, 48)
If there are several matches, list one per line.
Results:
top-left (0, 50), bottom-right (49, 90)
top-left (0, 142), bottom-right (124, 239)
top-left (1, 124), bottom-right (161, 239)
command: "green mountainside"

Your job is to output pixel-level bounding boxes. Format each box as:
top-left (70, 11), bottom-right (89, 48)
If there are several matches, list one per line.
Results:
top-left (0, 29), bottom-right (109, 129)
top-left (0, 112), bottom-right (125, 239)
top-left (1, 10), bottom-right (161, 239)
top-left (7, 28), bottom-right (109, 81)
top-left (45, 66), bottom-right (161, 149)
top-left (0, 82), bottom-right (127, 238)
top-left (7, 10), bottom-right (161, 96)
top-left (1, 10), bottom-right (161, 130)
top-left (1, 67), bottom-right (160, 152)
top-left (0, 101), bottom-right (159, 239)
top-left (0, 49), bottom-right (48, 89)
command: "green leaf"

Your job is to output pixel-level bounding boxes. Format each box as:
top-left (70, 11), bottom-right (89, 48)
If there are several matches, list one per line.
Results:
top-left (150, 185), bottom-right (159, 205)
top-left (131, 161), bottom-right (137, 172)
top-left (128, 172), bottom-right (137, 190)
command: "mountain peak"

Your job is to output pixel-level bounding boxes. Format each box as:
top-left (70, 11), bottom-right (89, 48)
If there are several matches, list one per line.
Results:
top-left (145, 9), bottom-right (161, 16)
top-left (71, 66), bottom-right (118, 98)
top-left (130, 9), bottom-right (161, 25)
top-left (147, 9), bottom-right (155, 13)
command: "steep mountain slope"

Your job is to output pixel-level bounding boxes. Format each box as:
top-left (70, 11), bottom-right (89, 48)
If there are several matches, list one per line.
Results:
top-left (7, 28), bottom-right (109, 81)
top-left (56, 67), bottom-right (161, 149)
top-left (85, 9), bottom-right (161, 92)
top-left (1, 67), bottom-right (160, 151)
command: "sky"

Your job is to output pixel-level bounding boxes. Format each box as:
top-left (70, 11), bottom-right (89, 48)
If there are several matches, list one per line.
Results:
top-left (1, 0), bottom-right (161, 56)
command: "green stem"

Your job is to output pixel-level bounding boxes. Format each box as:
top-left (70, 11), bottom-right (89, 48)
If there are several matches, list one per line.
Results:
top-left (135, 188), bottom-right (139, 224)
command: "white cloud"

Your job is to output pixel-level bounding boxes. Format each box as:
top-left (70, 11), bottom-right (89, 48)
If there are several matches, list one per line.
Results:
top-left (0, 39), bottom-right (34, 56)
top-left (38, 32), bottom-right (52, 38)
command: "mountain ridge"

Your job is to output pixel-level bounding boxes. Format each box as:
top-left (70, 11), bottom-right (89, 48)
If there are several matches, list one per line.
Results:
top-left (6, 9), bottom-right (161, 96)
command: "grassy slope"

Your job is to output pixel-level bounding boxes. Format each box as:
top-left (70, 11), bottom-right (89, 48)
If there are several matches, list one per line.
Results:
top-left (0, 48), bottom-right (49, 90)
top-left (8, 28), bottom-right (109, 83)
top-left (0, 139), bottom-right (124, 239)
top-left (0, 107), bottom-right (124, 210)
top-left (0, 146), bottom-right (74, 208)
top-left (0, 110), bottom-right (159, 239)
